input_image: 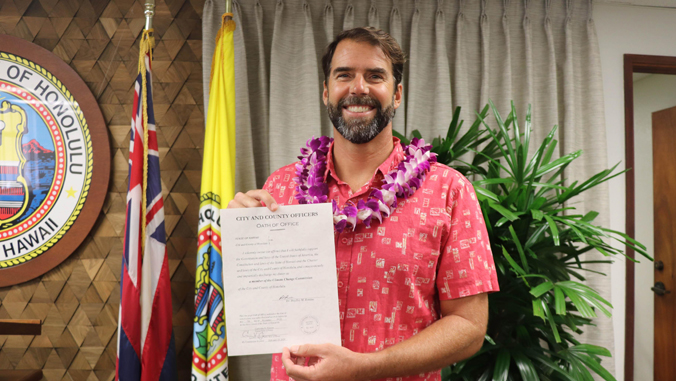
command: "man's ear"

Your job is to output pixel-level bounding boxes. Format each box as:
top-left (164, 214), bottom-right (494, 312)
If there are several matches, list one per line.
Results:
top-left (393, 83), bottom-right (403, 110)
top-left (323, 81), bottom-right (328, 106)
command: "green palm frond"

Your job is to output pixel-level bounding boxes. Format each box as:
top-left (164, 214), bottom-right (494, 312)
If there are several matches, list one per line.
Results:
top-left (409, 102), bottom-right (650, 381)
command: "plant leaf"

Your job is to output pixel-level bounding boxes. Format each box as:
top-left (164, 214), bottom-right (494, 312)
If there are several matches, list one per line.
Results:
top-left (513, 350), bottom-right (539, 381)
top-left (502, 246), bottom-right (527, 276)
top-left (492, 349), bottom-right (511, 381)
top-left (530, 281), bottom-right (554, 298)
top-left (543, 215), bottom-right (560, 246)
top-left (509, 225), bottom-right (529, 272)
top-left (489, 202), bottom-right (520, 221)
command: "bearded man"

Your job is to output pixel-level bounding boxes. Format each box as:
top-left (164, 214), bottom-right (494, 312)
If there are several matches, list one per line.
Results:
top-left (228, 27), bottom-right (499, 381)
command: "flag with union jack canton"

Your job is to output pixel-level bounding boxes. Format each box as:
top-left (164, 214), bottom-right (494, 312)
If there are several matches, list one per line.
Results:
top-left (116, 29), bottom-right (176, 381)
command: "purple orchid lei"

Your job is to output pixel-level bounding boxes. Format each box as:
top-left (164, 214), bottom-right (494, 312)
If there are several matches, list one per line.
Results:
top-left (293, 136), bottom-right (437, 233)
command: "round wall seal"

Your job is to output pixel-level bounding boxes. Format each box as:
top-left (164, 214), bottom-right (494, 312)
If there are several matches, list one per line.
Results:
top-left (0, 35), bottom-right (109, 287)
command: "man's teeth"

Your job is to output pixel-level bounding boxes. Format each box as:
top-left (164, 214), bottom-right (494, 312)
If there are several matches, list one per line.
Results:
top-left (346, 106), bottom-right (372, 113)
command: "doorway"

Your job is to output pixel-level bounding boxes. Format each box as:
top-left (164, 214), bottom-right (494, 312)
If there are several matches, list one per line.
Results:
top-left (624, 55), bottom-right (676, 381)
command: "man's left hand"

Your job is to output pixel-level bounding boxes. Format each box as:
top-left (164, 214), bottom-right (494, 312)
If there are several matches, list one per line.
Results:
top-left (281, 343), bottom-right (373, 381)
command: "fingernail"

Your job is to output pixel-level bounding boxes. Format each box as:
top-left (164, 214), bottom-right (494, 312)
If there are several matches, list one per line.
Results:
top-left (290, 345), bottom-right (298, 353)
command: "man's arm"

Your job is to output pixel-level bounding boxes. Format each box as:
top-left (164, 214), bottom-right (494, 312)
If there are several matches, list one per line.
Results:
top-left (281, 292), bottom-right (488, 381)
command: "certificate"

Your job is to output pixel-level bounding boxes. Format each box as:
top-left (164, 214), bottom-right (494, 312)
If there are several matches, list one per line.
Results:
top-left (220, 203), bottom-right (341, 356)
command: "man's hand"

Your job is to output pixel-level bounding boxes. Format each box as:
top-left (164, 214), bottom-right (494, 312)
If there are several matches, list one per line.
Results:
top-left (227, 190), bottom-right (279, 211)
top-left (281, 293), bottom-right (487, 380)
top-left (281, 343), bottom-right (373, 381)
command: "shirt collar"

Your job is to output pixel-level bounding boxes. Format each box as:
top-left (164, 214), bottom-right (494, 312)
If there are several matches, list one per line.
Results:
top-left (325, 136), bottom-right (405, 184)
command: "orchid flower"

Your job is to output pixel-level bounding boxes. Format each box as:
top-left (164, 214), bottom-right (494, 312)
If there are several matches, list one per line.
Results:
top-left (295, 137), bottom-right (436, 232)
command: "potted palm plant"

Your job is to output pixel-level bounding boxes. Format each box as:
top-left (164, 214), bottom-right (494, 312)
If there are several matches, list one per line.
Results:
top-left (394, 102), bottom-right (650, 381)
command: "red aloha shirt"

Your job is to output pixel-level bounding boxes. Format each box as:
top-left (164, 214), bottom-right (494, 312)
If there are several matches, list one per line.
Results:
top-left (264, 138), bottom-right (498, 381)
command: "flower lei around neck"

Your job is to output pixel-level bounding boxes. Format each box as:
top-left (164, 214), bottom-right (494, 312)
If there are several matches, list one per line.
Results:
top-left (294, 136), bottom-right (437, 233)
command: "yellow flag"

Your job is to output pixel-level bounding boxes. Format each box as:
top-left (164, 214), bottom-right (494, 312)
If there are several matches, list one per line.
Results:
top-left (192, 13), bottom-right (235, 381)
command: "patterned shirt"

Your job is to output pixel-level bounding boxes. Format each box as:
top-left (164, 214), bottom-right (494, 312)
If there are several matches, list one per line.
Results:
top-left (265, 138), bottom-right (498, 381)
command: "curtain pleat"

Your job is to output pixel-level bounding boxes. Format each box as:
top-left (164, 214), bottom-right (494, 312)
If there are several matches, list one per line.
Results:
top-left (479, 0), bottom-right (489, 109)
top-left (389, 1), bottom-right (406, 135)
top-left (406, 0), bottom-right (453, 139)
top-left (451, 0), bottom-right (469, 122)
top-left (201, 2), bottom-right (615, 378)
top-left (343, 1), bottom-right (354, 30)
top-left (268, 1), bottom-right (323, 171)
top-left (202, 0), bottom-right (221, 113)
top-left (250, 1), bottom-right (271, 186)
top-left (231, 3), bottom-right (256, 193)
top-left (368, 0), bottom-right (379, 29)
top-left (561, 2), bottom-right (614, 376)
top-left (522, 0), bottom-right (534, 120)
top-left (324, 1), bottom-right (334, 44)
top-left (491, 0), bottom-right (512, 117)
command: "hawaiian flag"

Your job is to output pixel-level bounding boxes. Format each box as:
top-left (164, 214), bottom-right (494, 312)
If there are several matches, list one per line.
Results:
top-left (116, 30), bottom-right (176, 381)
top-left (192, 14), bottom-right (237, 381)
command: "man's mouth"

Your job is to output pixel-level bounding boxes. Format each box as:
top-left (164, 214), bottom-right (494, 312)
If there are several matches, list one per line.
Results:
top-left (343, 105), bottom-right (375, 115)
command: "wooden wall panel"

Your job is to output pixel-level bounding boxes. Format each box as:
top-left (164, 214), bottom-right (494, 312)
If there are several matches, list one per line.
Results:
top-left (0, 0), bottom-right (204, 379)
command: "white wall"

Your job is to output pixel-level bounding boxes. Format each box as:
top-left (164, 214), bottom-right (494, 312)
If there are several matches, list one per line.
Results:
top-left (595, 4), bottom-right (676, 380)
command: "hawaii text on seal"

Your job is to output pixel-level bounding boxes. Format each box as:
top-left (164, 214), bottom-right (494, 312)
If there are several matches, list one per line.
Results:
top-left (0, 35), bottom-right (109, 286)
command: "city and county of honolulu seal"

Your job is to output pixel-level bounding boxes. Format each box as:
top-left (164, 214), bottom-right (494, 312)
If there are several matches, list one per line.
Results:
top-left (300, 315), bottom-right (320, 334)
top-left (0, 35), bottom-right (109, 286)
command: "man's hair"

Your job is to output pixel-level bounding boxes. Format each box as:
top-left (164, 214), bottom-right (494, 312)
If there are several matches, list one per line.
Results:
top-left (322, 27), bottom-right (406, 87)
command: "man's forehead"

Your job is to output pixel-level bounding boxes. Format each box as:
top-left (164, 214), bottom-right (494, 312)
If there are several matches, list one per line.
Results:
top-left (331, 39), bottom-right (391, 70)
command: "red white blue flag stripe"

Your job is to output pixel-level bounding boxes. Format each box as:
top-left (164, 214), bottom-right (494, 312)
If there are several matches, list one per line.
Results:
top-left (117, 34), bottom-right (176, 381)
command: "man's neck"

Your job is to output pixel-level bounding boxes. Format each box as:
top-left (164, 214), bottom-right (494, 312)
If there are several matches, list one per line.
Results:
top-left (332, 126), bottom-right (394, 193)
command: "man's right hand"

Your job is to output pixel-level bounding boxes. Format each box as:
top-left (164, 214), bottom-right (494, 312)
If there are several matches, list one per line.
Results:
top-left (227, 190), bottom-right (279, 211)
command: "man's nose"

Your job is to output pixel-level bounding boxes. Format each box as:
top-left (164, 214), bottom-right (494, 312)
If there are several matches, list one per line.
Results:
top-left (350, 75), bottom-right (368, 95)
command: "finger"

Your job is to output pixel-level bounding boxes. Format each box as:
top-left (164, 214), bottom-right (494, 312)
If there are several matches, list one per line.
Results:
top-left (231, 192), bottom-right (265, 208)
top-left (307, 356), bottom-right (320, 367)
top-left (282, 348), bottom-right (311, 381)
top-left (291, 343), bottom-right (325, 357)
top-left (245, 190), bottom-right (279, 211)
top-left (226, 198), bottom-right (245, 209)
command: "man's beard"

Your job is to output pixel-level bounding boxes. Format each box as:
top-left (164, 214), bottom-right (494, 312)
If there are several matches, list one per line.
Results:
top-left (327, 94), bottom-right (395, 144)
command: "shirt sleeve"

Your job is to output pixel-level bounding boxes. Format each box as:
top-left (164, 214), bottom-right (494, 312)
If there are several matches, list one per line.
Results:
top-left (436, 172), bottom-right (499, 300)
top-left (263, 164), bottom-right (298, 206)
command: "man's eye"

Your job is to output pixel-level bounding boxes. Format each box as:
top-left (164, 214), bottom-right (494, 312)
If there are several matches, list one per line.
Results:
top-left (370, 75), bottom-right (383, 80)
top-left (337, 74), bottom-right (349, 78)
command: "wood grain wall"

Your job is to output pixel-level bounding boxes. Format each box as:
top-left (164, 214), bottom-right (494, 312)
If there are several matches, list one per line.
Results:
top-left (0, 0), bottom-right (204, 379)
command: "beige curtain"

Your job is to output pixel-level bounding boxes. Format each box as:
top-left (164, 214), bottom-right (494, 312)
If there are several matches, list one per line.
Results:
top-left (202, 0), bottom-right (612, 379)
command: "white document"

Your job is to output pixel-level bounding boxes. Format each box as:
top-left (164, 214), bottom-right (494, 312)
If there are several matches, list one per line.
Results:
top-left (221, 203), bottom-right (341, 356)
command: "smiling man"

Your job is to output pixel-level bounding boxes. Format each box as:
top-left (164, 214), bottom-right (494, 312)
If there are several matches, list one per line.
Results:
top-left (228, 27), bottom-right (499, 381)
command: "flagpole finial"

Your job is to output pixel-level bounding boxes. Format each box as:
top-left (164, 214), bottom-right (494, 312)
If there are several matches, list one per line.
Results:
top-left (144, 0), bottom-right (155, 31)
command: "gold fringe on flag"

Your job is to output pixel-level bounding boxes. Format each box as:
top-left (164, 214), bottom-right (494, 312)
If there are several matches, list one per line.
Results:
top-left (138, 29), bottom-right (155, 255)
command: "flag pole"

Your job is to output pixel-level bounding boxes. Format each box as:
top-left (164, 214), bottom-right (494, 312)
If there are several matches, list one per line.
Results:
top-left (144, 0), bottom-right (155, 31)
top-left (224, 0), bottom-right (232, 21)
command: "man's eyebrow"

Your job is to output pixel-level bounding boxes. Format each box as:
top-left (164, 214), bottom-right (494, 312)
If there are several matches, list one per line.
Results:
top-left (332, 66), bottom-right (353, 74)
top-left (366, 68), bottom-right (387, 74)
top-left (331, 67), bottom-right (388, 75)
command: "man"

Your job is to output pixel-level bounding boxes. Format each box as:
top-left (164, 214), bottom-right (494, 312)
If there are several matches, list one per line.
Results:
top-left (228, 27), bottom-right (498, 381)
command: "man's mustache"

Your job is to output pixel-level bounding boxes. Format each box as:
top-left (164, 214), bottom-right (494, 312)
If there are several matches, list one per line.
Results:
top-left (338, 96), bottom-right (380, 108)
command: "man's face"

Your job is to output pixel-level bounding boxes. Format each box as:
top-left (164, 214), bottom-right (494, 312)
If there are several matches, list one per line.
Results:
top-left (323, 39), bottom-right (402, 144)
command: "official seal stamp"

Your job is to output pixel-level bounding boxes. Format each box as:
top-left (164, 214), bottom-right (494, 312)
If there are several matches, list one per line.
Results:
top-left (300, 315), bottom-right (319, 334)
top-left (0, 35), bottom-right (109, 286)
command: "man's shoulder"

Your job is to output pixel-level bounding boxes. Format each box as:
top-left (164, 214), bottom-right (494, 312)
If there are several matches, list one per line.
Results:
top-left (265, 162), bottom-right (301, 185)
top-left (427, 162), bottom-right (470, 185)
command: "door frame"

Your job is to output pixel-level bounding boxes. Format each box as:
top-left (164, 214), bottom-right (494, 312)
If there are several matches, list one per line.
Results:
top-left (623, 54), bottom-right (676, 381)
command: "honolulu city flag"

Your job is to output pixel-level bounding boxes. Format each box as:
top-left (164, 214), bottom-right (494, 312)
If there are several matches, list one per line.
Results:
top-left (192, 14), bottom-right (237, 381)
top-left (117, 30), bottom-right (176, 381)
